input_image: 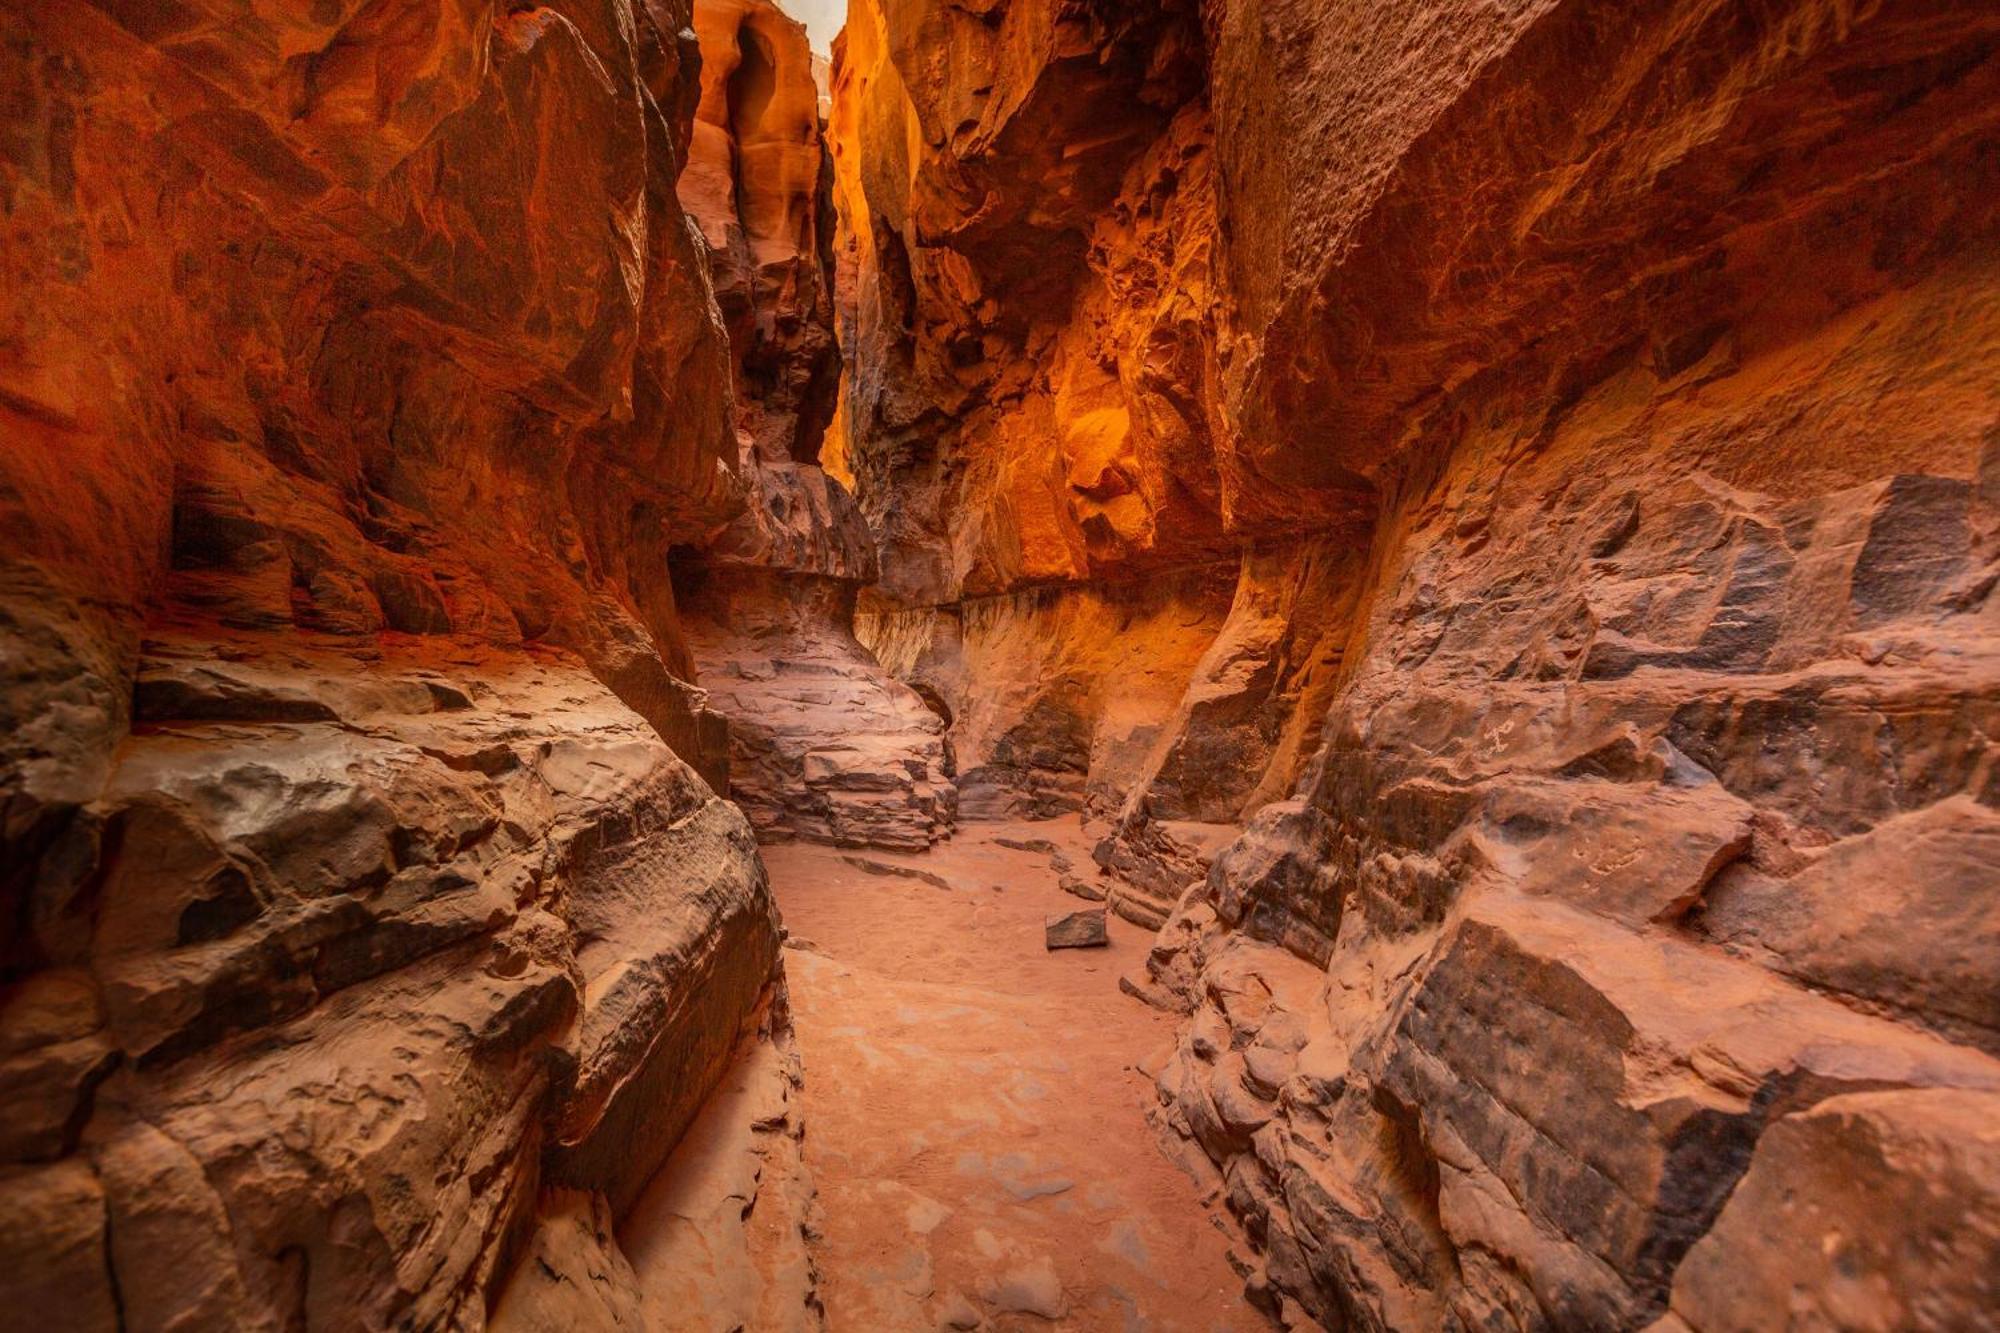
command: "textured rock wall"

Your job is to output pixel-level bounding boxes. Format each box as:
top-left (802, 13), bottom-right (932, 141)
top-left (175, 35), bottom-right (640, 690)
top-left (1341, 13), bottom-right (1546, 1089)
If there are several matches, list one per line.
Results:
top-left (0, 0), bottom-right (794, 1325)
top-left (675, 0), bottom-right (955, 852)
top-left (829, 0), bottom-right (1372, 894)
top-left (831, 0), bottom-right (2000, 1326)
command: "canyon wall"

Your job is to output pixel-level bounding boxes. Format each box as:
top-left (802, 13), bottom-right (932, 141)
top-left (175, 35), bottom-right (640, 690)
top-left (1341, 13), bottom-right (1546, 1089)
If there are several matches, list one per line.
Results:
top-left (830, 0), bottom-right (1373, 922)
top-left (830, 0), bottom-right (2000, 1327)
top-left (0, 0), bottom-right (799, 1325)
top-left (675, 0), bottom-right (955, 851)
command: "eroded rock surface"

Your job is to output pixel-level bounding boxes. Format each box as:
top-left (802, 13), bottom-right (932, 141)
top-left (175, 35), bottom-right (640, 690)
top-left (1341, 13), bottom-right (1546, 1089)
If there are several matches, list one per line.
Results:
top-left (3, 633), bottom-right (781, 1330)
top-left (493, 986), bottom-right (822, 1333)
top-left (829, 0), bottom-right (2000, 1326)
top-left (681, 569), bottom-right (957, 850)
top-left (0, 0), bottom-right (802, 1325)
top-left (6, 0), bottom-right (1999, 1326)
top-left (676, 0), bottom-right (956, 852)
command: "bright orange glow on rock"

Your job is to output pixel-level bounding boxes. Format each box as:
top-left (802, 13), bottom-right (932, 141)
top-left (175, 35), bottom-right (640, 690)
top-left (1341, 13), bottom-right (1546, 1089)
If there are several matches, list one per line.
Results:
top-left (1, 0), bottom-right (1996, 1327)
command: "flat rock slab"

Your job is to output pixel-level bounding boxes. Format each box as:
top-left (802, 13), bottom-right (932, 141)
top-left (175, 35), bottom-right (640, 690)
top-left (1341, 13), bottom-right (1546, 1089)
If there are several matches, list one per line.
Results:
top-left (1045, 908), bottom-right (1108, 950)
top-left (842, 854), bottom-right (956, 891)
top-left (1059, 871), bottom-right (1107, 902)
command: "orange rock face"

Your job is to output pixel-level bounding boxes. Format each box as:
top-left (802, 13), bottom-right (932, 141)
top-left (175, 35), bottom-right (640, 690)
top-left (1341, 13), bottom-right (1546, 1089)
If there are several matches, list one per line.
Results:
top-left (830, 0), bottom-right (2000, 1325)
top-left (0, 0), bottom-right (794, 1324)
top-left (684, 0), bottom-right (841, 466)
top-left (4, 0), bottom-right (1998, 1326)
top-left (675, 0), bottom-right (956, 851)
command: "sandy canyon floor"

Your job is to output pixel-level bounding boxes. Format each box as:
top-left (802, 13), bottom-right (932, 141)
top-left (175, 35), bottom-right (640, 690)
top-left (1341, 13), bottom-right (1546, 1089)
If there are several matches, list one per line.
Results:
top-left (764, 821), bottom-right (1263, 1332)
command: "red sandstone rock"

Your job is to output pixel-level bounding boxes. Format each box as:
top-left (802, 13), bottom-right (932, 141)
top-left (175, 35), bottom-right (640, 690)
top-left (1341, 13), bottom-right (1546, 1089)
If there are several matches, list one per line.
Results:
top-left (679, 569), bottom-right (956, 850)
top-left (1, 633), bottom-right (779, 1328)
top-left (684, 0), bottom-right (842, 468)
top-left (677, 0), bottom-right (956, 852)
top-left (4, 0), bottom-right (1998, 1326)
top-left (830, 0), bottom-right (2000, 1326)
top-left (0, 0), bottom-right (799, 1324)
top-left (1043, 907), bottom-right (1108, 951)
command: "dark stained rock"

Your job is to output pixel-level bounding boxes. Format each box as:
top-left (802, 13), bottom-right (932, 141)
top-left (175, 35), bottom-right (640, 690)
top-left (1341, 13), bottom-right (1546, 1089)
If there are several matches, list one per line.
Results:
top-left (1045, 908), bottom-right (1108, 951)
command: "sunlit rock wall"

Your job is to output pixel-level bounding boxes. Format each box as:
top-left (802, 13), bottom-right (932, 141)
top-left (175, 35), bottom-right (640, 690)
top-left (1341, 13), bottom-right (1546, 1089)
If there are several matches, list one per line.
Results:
top-left (0, 0), bottom-right (786, 1324)
top-left (676, 0), bottom-right (954, 851)
top-left (829, 0), bottom-right (1368, 898)
top-left (831, 0), bottom-right (2000, 1325)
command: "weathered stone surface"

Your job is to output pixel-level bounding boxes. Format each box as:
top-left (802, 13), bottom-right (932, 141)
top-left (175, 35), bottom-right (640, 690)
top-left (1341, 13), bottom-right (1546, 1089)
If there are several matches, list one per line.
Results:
top-left (488, 1190), bottom-right (652, 1331)
top-left (829, 0), bottom-right (1375, 842)
top-left (0, 0), bottom-right (792, 1322)
top-left (0, 1159), bottom-right (119, 1333)
top-left (6, 0), bottom-right (1999, 1325)
top-left (684, 0), bottom-right (842, 470)
top-left (1044, 908), bottom-right (1108, 951)
top-left (827, 0), bottom-right (2000, 1327)
top-left (0, 0), bottom-right (742, 803)
top-left (618, 986), bottom-right (824, 1332)
top-left (493, 988), bottom-right (823, 1333)
top-left (0, 636), bottom-right (781, 1329)
top-left (1666, 1087), bottom-right (2000, 1331)
top-left (673, 0), bottom-right (955, 854)
top-left (681, 569), bottom-right (956, 850)
top-left (860, 571), bottom-right (1261, 827)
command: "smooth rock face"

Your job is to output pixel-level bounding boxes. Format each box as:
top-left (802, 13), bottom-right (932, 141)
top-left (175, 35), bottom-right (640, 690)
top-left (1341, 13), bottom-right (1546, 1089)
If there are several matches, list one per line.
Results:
top-left (829, 0), bottom-right (2000, 1327)
top-left (0, 0), bottom-right (795, 1325)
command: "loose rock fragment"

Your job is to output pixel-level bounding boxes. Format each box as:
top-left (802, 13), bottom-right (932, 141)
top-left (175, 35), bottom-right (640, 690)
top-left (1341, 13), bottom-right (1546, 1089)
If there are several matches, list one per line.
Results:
top-left (1045, 909), bottom-right (1109, 951)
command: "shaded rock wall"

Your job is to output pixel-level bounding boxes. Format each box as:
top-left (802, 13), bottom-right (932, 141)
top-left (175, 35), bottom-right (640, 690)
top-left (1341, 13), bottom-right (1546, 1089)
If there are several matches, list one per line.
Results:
top-left (830, 0), bottom-right (2000, 1326)
top-left (676, 0), bottom-right (955, 852)
top-left (0, 0), bottom-right (795, 1325)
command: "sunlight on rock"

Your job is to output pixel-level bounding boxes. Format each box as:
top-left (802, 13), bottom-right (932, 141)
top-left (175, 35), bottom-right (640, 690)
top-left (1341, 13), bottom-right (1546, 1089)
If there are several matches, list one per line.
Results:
top-left (1, 1), bottom-right (1995, 1329)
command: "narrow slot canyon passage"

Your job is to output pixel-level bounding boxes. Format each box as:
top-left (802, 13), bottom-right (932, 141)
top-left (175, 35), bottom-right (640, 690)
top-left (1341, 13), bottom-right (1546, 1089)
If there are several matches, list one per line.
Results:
top-left (768, 828), bottom-right (1259, 1330)
top-left (2, 1), bottom-right (1998, 1332)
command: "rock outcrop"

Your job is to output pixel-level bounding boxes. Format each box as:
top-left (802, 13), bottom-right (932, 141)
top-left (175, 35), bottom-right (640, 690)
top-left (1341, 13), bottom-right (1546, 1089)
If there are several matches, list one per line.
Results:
top-left (829, 0), bottom-right (2000, 1327)
top-left (6, 0), bottom-right (1998, 1326)
top-left (0, 0), bottom-right (803, 1324)
top-left (676, 0), bottom-right (955, 852)
top-left (829, 0), bottom-right (1369, 918)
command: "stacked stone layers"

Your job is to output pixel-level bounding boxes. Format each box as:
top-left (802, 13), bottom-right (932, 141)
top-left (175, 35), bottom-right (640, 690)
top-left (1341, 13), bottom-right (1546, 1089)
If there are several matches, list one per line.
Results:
top-left (830, 0), bottom-right (2000, 1326)
top-left (4, 635), bottom-right (780, 1330)
top-left (678, 0), bottom-right (956, 852)
top-left (0, 0), bottom-right (792, 1325)
top-left (681, 566), bottom-right (957, 852)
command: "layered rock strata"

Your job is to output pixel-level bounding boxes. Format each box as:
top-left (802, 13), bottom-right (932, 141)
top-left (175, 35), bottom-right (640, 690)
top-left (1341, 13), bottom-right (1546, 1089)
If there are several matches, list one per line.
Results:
top-left (830, 0), bottom-right (2000, 1327)
top-left (491, 985), bottom-right (821, 1332)
top-left (830, 0), bottom-right (1373, 917)
top-left (676, 0), bottom-right (954, 851)
top-left (0, 0), bottom-right (806, 1324)
top-left (5, 632), bottom-right (779, 1330)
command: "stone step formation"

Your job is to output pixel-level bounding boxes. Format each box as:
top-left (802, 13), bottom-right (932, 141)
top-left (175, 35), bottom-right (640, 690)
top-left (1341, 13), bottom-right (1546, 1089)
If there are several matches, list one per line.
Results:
top-left (0, 1), bottom-right (1995, 1330)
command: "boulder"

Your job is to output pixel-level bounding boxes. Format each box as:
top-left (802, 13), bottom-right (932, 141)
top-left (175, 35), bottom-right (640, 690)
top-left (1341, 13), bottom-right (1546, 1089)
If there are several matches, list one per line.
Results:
top-left (1045, 909), bottom-right (1109, 951)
